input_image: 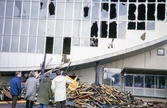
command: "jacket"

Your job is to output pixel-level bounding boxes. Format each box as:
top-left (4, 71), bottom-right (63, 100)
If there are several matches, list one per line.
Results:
top-left (51, 75), bottom-right (73, 102)
top-left (10, 76), bottom-right (21, 96)
top-left (25, 77), bottom-right (39, 101)
top-left (37, 77), bottom-right (52, 105)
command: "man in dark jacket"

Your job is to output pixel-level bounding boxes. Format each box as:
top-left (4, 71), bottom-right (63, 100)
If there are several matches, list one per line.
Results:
top-left (10, 71), bottom-right (22, 108)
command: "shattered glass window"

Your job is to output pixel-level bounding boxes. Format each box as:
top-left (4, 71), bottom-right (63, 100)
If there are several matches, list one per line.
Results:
top-left (119, 3), bottom-right (127, 20)
top-left (39, 2), bottom-right (47, 18)
top-left (22, 2), bottom-right (30, 17)
top-left (101, 3), bottom-right (108, 19)
top-left (14, 1), bottom-right (22, 17)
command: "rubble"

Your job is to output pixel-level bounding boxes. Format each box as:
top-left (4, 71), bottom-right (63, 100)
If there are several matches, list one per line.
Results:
top-left (66, 83), bottom-right (167, 108)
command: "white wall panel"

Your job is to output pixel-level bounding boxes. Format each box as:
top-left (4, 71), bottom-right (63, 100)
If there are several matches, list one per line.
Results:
top-left (0, 53), bottom-right (9, 67)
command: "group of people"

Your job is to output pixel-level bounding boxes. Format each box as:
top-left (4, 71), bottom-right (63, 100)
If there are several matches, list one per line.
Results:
top-left (10, 70), bottom-right (73, 108)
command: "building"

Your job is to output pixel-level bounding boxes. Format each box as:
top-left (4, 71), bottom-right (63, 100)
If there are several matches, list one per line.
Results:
top-left (0, 0), bottom-right (167, 98)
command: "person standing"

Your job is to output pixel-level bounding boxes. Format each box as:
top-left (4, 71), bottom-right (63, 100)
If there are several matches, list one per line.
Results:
top-left (37, 73), bottom-right (52, 108)
top-left (25, 71), bottom-right (39, 108)
top-left (10, 71), bottom-right (22, 108)
top-left (51, 70), bottom-right (73, 108)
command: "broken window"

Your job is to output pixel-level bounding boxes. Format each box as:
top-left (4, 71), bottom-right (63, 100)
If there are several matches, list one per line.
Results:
top-left (36, 37), bottom-right (45, 53)
top-left (84, 6), bottom-right (89, 17)
top-left (91, 21), bottom-right (98, 37)
top-left (147, 22), bottom-right (155, 30)
top-left (22, 2), bottom-right (30, 17)
top-left (63, 38), bottom-right (71, 54)
top-left (54, 38), bottom-right (62, 54)
top-left (128, 4), bottom-right (136, 20)
top-left (137, 22), bottom-right (145, 30)
top-left (157, 0), bottom-right (165, 2)
top-left (19, 36), bottom-right (27, 52)
top-left (14, 1), bottom-right (22, 17)
top-left (110, 4), bottom-right (117, 19)
top-left (45, 37), bottom-right (53, 54)
top-left (120, 0), bottom-right (127, 2)
top-left (129, 0), bottom-right (136, 2)
top-left (39, 2), bottom-right (47, 18)
top-left (11, 36), bottom-right (19, 52)
top-left (90, 37), bottom-right (98, 47)
top-left (49, 2), bottom-right (55, 15)
top-left (101, 21), bottom-right (108, 38)
top-left (148, 0), bottom-right (155, 2)
top-left (109, 22), bottom-right (117, 38)
top-left (138, 4), bottom-right (145, 20)
top-left (147, 4), bottom-right (155, 20)
top-left (138, 0), bottom-right (146, 2)
top-left (157, 4), bottom-right (165, 20)
top-left (31, 1), bottom-right (39, 18)
top-left (101, 3), bottom-right (108, 19)
top-left (128, 22), bottom-right (136, 30)
top-left (119, 3), bottom-right (127, 20)
top-left (40, 1), bottom-right (43, 10)
top-left (28, 36), bottom-right (36, 53)
top-left (111, 0), bottom-right (118, 2)
top-left (2, 35), bottom-right (11, 52)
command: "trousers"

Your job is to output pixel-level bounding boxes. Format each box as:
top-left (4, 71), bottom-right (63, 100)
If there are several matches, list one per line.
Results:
top-left (11, 95), bottom-right (18, 108)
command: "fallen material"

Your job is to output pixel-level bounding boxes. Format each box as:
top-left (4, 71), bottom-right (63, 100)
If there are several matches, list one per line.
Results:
top-left (66, 83), bottom-right (167, 108)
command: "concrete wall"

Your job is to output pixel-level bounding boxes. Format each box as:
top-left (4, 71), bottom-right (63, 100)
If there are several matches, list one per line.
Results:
top-left (71, 44), bottom-right (167, 84)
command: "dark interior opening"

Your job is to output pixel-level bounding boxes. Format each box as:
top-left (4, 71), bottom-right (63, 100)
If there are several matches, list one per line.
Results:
top-left (63, 38), bottom-right (71, 54)
top-left (102, 3), bottom-right (109, 12)
top-left (138, 4), bottom-right (145, 20)
top-left (148, 0), bottom-right (156, 2)
top-left (147, 4), bottom-right (155, 20)
top-left (128, 22), bottom-right (136, 30)
top-left (109, 22), bottom-right (117, 38)
top-left (157, 4), bottom-right (165, 20)
top-left (128, 4), bottom-right (136, 20)
top-left (45, 37), bottom-right (53, 54)
top-left (83, 7), bottom-right (89, 17)
top-left (110, 4), bottom-right (117, 19)
top-left (129, 0), bottom-right (137, 2)
top-left (91, 21), bottom-right (98, 37)
top-left (101, 21), bottom-right (108, 38)
top-left (157, 0), bottom-right (165, 2)
top-left (120, 0), bottom-right (127, 2)
top-left (138, 0), bottom-right (146, 2)
top-left (137, 22), bottom-right (145, 30)
top-left (49, 2), bottom-right (55, 15)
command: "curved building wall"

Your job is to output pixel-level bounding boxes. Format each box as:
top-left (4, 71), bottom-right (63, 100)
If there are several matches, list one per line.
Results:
top-left (0, 0), bottom-right (167, 71)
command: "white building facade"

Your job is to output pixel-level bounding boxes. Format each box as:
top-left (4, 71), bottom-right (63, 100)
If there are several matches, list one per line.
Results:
top-left (0, 0), bottom-right (167, 98)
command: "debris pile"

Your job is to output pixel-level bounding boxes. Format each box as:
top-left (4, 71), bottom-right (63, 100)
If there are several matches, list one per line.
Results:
top-left (66, 83), bottom-right (167, 108)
